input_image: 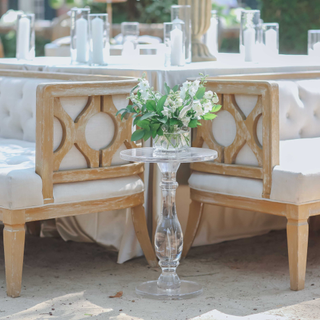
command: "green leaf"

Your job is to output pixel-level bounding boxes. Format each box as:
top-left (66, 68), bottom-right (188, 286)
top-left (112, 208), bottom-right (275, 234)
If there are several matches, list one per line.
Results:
top-left (146, 100), bottom-right (156, 112)
top-left (156, 95), bottom-right (167, 114)
top-left (143, 130), bottom-right (152, 141)
top-left (164, 83), bottom-right (171, 95)
top-left (121, 111), bottom-right (127, 120)
top-left (131, 129), bottom-right (145, 141)
top-left (151, 123), bottom-right (160, 131)
top-left (188, 119), bottom-right (198, 128)
top-left (116, 108), bottom-right (126, 116)
top-left (172, 85), bottom-right (179, 92)
top-left (195, 87), bottom-right (206, 100)
top-left (137, 120), bottom-right (150, 130)
top-left (211, 104), bottom-right (222, 113)
top-left (157, 127), bottom-right (164, 136)
top-left (126, 105), bottom-right (136, 113)
top-left (151, 128), bottom-right (158, 139)
top-left (133, 115), bottom-right (142, 125)
top-left (140, 112), bottom-right (156, 121)
top-left (203, 113), bottom-right (217, 120)
top-left (158, 116), bottom-right (168, 124)
top-left (169, 118), bottom-right (180, 126)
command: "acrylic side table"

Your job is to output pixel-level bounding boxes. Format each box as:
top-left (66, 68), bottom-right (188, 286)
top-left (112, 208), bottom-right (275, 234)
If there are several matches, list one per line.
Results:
top-left (120, 147), bottom-right (217, 300)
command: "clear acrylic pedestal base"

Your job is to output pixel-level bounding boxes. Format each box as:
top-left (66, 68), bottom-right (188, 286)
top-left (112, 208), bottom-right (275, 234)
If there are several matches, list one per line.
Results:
top-left (136, 280), bottom-right (202, 300)
top-left (120, 148), bottom-right (217, 300)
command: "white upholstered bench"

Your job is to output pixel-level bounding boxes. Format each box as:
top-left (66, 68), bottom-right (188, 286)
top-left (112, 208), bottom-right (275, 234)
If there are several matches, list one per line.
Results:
top-left (0, 70), bottom-right (156, 297)
top-left (183, 72), bottom-right (320, 291)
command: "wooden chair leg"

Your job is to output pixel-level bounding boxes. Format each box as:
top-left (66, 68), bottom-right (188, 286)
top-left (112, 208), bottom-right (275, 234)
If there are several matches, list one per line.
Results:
top-left (287, 218), bottom-right (309, 291)
top-left (3, 224), bottom-right (25, 297)
top-left (131, 205), bottom-right (158, 267)
top-left (182, 200), bottom-right (204, 259)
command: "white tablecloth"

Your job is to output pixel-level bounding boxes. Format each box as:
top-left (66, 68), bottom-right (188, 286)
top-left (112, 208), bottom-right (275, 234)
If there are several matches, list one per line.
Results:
top-left (1, 54), bottom-right (319, 261)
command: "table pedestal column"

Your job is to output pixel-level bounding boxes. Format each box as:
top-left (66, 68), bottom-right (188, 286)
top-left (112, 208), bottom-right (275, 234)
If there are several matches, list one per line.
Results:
top-left (136, 162), bottom-right (202, 300)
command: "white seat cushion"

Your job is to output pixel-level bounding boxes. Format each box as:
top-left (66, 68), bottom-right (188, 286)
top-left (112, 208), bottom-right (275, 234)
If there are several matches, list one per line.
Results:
top-left (189, 137), bottom-right (320, 205)
top-left (0, 138), bottom-right (144, 209)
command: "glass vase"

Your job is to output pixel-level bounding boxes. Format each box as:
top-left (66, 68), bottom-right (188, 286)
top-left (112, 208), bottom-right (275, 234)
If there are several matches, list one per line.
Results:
top-left (16, 13), bottom-right (35, 61)
top-left (153, 127), bottom-right (191, 153)
top-left (204, 10), bottom-right (219, 56)
top-left (240, 10), bottom-right (260, 62)
top-left (70, 7), bottom-right (90, 64)
top-left (263, 23), bottom-right (279, 57)
top-left (171, 5), bottom-right (191, 64)
top-left (89, 14), bottom-right (110, 66)
top-left (121, 22), bottom-right (139, 56)
top-left (308, 30), bottom-right (320, 57)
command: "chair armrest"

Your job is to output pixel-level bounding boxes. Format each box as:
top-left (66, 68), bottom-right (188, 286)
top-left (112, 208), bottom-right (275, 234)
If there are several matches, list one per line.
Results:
top-left (191, 80), bottom-right (279, 198)
top-left (35, 79), bottom-right (140, 203)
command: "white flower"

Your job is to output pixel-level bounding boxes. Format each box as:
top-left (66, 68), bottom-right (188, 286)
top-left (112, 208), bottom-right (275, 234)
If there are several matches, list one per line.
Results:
top-left (138, 78), bottom-right (149, 91)
top-left (180, 81), bottom-right (191, 99)
top-left (192, 100), bottom-right (204, 117)
top-left (155, 93), bottom-right (162, 100)
top-left (203, 101), bottom-right (212, 114)
top-left (176, 98), bottom-right (183, 107)
top-left (212, 93), bottom-right (219, 104)
top-left (188, 80), bottom-right (200, 97)
top-left (204, 91), bottom-right (213, 99)
top-left (162, 107), bottom-right (171, 117)
top-left (182, 117), bottom-right (190, 127)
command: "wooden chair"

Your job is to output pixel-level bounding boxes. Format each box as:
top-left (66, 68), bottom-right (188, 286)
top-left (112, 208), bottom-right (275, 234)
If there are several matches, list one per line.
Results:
top-left (0, 70), bottom-right (156, 297)
top-left (183, 72), bottom-right (320, 291)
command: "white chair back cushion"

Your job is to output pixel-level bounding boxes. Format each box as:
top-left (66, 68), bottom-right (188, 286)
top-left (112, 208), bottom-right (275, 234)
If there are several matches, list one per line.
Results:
top-left (208, 78), bottom-right (320, 166)
top-left (0, 76), bottom-right (129, 170)
top-left (0, 77), bottom-right (60, 142)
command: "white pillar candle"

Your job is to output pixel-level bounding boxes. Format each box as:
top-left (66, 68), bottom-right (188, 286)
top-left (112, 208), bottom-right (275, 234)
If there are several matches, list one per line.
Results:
top-left (243, 26), bottom-right (255, 62)
top-left (170, 27), bottom-right (184, 66)
top-left (17, 17), bottom-right (30, 59)
top-left (76, 17), bottom-right (88, 63)
top-left (313, 42), bottom-right (320, 55)
top-left (206, 17), bottom-right (218, 55)
top-left (91, 17), bottom-right (104, 64)
top-left (265, 28), bottom-right (277, 54)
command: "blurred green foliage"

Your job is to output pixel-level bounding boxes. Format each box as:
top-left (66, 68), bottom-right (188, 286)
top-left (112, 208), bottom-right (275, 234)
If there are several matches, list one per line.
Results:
top-left (261, 0), bottom-right (320, 54)
top-left (0, 31), bottom-right (50, 57)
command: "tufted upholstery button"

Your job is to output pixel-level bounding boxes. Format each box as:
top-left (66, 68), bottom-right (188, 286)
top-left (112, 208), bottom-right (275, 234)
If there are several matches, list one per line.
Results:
top-left (299, 129), bottom-right (303, 136)
top-left (286, 112), bottom-right (290, 119)
top-left (314, 110), bottom-right (317, 117)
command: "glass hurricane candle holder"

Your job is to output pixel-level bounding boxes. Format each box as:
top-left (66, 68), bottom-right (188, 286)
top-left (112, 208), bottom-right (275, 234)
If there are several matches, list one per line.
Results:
top-left (163, 21), bottom-right (185, 67)
top-left (263, 23), bottom-right (279, 57)
top-left (121, 22), bottom-right (139, 56)
top-left (171, 5), bottom-right (191, 64)
top-left (16, 13), bottom-right (35, 60)
top-left (204, 10), bottom-right (218, 57)
top-left (240, 10), bottom-right (260, 62)
top-left (71, 8), bottom-right (90, 64)
top-left (308, 30), bottom-right (320, 57)
top-left (89, 14), bottom-right (109, 66)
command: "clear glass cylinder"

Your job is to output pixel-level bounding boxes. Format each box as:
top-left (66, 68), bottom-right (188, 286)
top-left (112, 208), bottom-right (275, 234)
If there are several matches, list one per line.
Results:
top-left (308, 30), bottom-right (320, 56)
top-left (153, 127), bottom-right (191, 152)
top-left (171, 5), bottom-right (191, 64)
top-left (263, 23), bottom-right (279, 57)
top-left (89, 14), bottom-right (109, 66)
top-left (240, 10), bottom-right (260, 62)
top-left (16, 13), bottom-right (35, 60)
top-left (204, 10), bottom-right (218, 56)
top-left (121, 22), bottom-right (139, 56)
top-left (70, 8), bottom-right (90, 64)
top-left (163, 21), bottom-right (186, 67)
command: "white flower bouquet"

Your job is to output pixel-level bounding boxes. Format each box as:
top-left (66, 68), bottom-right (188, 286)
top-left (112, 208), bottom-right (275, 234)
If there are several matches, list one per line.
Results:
top-left (116, 74), bottom-right (221, 151)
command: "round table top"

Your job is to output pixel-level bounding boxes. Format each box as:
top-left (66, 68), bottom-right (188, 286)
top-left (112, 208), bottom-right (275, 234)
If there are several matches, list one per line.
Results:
top-left (120, 147), bottom-right (217, 163)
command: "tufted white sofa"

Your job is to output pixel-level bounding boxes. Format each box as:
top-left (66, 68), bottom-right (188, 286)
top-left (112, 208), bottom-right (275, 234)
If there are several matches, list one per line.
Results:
top-left (183, 72), bottom-right (320, 291)
top-left (0, 70), bottom-right (156, 297)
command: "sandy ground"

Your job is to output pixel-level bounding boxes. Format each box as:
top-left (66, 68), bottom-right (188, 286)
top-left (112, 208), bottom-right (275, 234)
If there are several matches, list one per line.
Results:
top-left (0, 227), bottom-right (320, 320)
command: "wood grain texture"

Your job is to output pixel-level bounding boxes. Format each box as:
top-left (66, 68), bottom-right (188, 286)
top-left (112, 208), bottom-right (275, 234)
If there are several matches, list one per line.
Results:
top-left (4, 224), bottom-right (25, 297)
